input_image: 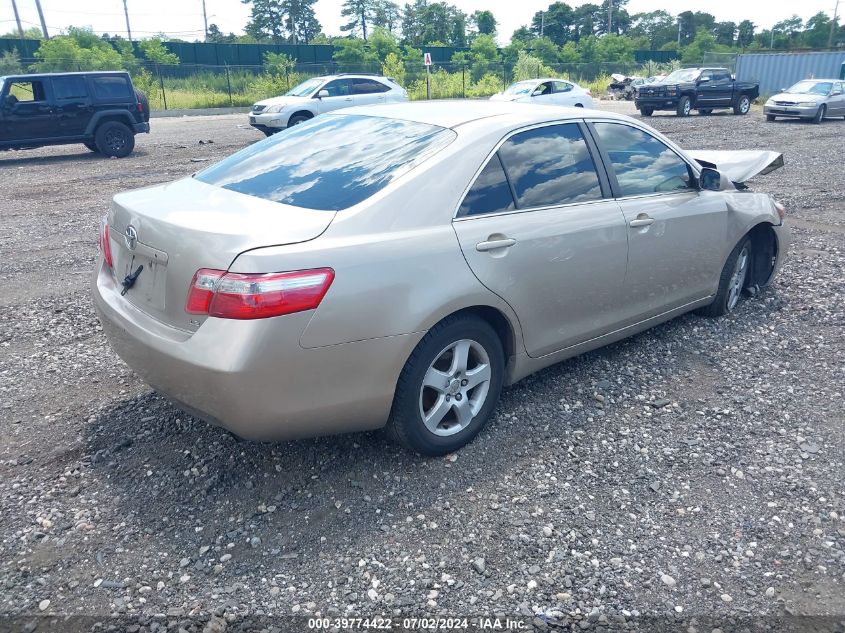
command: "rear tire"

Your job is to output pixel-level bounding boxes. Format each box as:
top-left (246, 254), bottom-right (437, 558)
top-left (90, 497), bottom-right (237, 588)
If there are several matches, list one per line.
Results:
top-left (94, 121), bottom-right (135, 158)
top-left (676, 96), bottom-right (691, 117)
top-left (812, 104), bottom-right (826, 124)
top-left (733, 95), bottom-right (751, 115)
top-left (84, 142), bottom-right (99, 153)
top-left (697, 238), bottom-right (752, 318)
top-left (387, 315), bottom-right (505, 456)
top-left (639, 107), bottom-right (653, 117)
top-left (766, 114), bottom-right (776, 121)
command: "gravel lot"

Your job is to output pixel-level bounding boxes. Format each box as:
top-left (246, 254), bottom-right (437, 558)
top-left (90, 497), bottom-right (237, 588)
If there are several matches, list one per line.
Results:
top-left (1, 104), bottom-right (843, 633)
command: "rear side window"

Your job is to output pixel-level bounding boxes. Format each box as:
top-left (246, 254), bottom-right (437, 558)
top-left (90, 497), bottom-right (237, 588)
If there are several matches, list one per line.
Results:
top-left (352, 78), bottom-right (390, 94)
top-left (90, 76), bottom-right (132, 101)
top-left (593, 122), bottom-right (693, 197)
top-left (196, 114), bottom-right (456, 211)
top-left (459, 155), bottom-right (515, 217)
top-left (52, 76), bottom-right (88, 100)
top-left (497, 123), bottom-right (603, 208)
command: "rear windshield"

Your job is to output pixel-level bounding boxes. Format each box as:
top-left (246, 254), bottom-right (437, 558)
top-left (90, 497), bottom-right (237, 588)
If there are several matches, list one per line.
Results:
top-left (196, 114), bottom-right (456, 211)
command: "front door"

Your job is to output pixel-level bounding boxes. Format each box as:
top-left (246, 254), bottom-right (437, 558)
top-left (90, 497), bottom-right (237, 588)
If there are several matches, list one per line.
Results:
top-left (0, 78), bottom-right (56, 142)
top-left (589, 121), bottom-right (727, 323)
top-left (452, 122), bottom-right (629, 357)
top-left (313, 78), bottom-right (353, 114)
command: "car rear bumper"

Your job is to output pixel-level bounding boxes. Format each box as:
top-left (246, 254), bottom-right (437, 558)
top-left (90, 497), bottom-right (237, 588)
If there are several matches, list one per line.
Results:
top-left (92, 259), bottom-right (421, 441)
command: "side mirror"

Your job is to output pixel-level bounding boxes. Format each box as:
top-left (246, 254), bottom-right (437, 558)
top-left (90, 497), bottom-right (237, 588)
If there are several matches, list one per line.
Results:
top-left (698, 76), bottom-right (711, 83)
top-left (317, 89), bottom-right (329, 98)
top-left (700, 167), bottom-right (721, 191)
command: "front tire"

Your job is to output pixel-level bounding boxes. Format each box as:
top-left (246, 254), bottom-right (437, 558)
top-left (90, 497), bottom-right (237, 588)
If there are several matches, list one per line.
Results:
top-left (766, 114), bottom-right (776, 121)
top-left (639, 107), bottom-right (653, 117)
top-left (733, 95), bottom-right (751, 115)
top-left (387, 315), bottom-right (505, 456)
top-left (94, 121), bottom-right (135, 158)
top-left (812, 104), bottom-right (826, 124)
top-left (676, 96), bottom-right (691, 117)
top-left (698, 238), bottom-right (752, 318)
top-left (287, 114), bottom-right (311, 127)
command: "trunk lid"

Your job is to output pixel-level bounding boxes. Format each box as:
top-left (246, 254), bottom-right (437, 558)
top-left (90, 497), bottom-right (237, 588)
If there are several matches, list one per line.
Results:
top-left (108, 177), bottom-right (336, 332)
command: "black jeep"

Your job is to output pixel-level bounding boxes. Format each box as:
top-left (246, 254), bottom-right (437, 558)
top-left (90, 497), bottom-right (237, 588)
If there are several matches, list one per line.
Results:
top-left (0, 71), bottom-right (149, 158)
top-left (635, 67), bottom-right (759, 117)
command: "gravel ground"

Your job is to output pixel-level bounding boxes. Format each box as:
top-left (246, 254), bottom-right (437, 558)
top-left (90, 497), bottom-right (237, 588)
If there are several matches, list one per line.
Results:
top-left (1, 104), bottom-right (843, 633)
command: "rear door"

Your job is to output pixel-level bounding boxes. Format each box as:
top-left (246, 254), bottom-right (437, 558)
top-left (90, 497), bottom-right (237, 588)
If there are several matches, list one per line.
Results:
top-left (831, 81), bottom-right (845, 115)
top-left (0, 77), bottom-right (56, 141)
top-left (589, 121), bottom-right (727, 323)
top-left (50, 75), bottom-right (92, 137)
top-left (351, 78), bottom-right (390, 105)
top-left (551, 80), bottom-right (575, 106)
top-left (313, 78), bottom-right (353, 113)
top-left (452, 122), bottom-right (629, 357)
top-left (696, 70), bottom-right (732, 107)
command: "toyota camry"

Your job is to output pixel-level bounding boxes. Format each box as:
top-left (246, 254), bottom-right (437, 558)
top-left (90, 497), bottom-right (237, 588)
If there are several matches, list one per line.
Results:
top-left (94, 101), bottom-right (789, 455)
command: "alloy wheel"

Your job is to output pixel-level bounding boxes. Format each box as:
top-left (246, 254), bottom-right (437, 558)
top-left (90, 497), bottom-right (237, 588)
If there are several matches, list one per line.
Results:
top-left (418, 339), bottom-right (491, 437)
top-left (727, 245), bottom-right (750, 311)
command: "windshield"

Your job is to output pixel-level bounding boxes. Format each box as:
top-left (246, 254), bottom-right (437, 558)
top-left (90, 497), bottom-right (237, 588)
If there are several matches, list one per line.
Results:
top-left (662, 69), bottom-right (702, 83)
top-left (504, 81), bottom-right (536, 96)
top-left (786, 80), bottom-right (832, 95)
top-left (196, 114), bottom-right (457, 211)
top-left (285, 78), bottom-right (324, 97)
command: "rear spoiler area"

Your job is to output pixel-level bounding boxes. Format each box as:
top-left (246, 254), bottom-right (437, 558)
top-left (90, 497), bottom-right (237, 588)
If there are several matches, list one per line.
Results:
top-left (688, 150), bottom-right (784, 186)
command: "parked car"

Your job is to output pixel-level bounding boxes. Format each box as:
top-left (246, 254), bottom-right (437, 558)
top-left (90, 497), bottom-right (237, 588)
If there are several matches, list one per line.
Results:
top-left (94, 101), bottom-right (789, 455)
top-left (764, 79), bottom-right (845, 123)
top-left (635, 67), bottom-right (759, 117)
top-left (0, 71), bottom-right (149, 157)
top-left (249, 73), bottom-right (408, 136)
top-left (490, 78), bottom-right (593, 108)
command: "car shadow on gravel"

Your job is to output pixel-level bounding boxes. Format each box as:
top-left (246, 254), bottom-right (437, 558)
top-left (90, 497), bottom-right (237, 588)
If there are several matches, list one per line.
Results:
top-left (0, 149), bottom-right (148, 167)
top-left (77, 301), bottom-right (770, 566)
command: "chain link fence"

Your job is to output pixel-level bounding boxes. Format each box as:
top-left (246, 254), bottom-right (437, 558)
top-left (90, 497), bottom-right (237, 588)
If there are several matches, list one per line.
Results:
top-left (10, 57), bottom-right (676, 110)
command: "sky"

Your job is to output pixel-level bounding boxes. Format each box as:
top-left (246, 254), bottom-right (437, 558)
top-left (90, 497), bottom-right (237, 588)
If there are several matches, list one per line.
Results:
top-left (0, 0), bottom-right (840, 45)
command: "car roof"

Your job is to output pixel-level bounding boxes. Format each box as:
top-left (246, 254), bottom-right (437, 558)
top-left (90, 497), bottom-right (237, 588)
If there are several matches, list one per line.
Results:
top-left (0, 71), bottom-right (129, 80)
top-left (333, 100), bottom-right (631, 130)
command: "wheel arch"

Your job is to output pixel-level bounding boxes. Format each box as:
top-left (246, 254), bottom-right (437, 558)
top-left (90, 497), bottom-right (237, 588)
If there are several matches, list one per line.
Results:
top-left (84, 111), bottom-right (135, 137)
top-left (744, 222), bottom-right (780, 289)
top-left (286, 110), bottom-right (314, 126)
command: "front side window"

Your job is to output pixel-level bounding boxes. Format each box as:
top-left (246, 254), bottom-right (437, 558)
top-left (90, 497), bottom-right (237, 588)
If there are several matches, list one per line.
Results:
top-left (458, 155), bottom-right (515, 217)
top-left (320, 79), bottom-right (351, 97)
top-left (497, 123), bottom-right (603, 209)
top-left (196, 114), bottom-right (456, 211)
top-left (5, 80), bottom-right (46, 103)
top-left (52, 76), bottom-right (88, 100)
top-left (593, 122), bottom-right (693, 197)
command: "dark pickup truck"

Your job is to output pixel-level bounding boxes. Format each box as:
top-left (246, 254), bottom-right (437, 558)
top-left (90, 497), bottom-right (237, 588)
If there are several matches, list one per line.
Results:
top-left (635, 67), bottom-right (759, 117)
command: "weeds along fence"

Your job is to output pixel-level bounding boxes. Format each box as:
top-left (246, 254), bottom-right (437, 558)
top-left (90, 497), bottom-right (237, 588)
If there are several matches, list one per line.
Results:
top-left (12, 58), bottom-right (655, 110)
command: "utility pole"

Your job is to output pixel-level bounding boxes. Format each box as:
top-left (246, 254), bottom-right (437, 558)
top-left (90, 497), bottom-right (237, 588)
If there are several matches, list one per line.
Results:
top-left (34, 0), bottom-right (49, 39)
top-left (540, 11), bottom-right (544, 38)
top-left (677, 18), bottom-right (681, 46)
top-left (122, 0), bottom-right (133, 41)
top-left (10, 0), bottom-right (24, 40)
top-left (608, 0), bottom-right (613, 35)
top-left (201, 0), bottom-right (209, 41)
top-left (828, 0), bottom-right (840, 48)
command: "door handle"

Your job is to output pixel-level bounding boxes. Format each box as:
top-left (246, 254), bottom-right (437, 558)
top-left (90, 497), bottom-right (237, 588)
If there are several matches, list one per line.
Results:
top-left (629, 216), bottom-right (655, 228)
top-left (37, 105), bottom-right (52, 113)
top-left (476, 238), bottom-right (516, 252)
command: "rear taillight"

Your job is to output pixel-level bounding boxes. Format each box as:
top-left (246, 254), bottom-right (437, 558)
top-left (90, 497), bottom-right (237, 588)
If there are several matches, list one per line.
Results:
top-left (185, 268), bottom-right (335, 320)
top-left (137, 102), bottom-right (144, 113)
top-left (98, 216), bottom-right (113, 269)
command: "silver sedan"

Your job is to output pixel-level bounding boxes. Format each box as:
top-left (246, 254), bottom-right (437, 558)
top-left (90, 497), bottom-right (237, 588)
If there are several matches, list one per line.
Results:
top-left (94, 101), bottom-right (789, 455)
top-left (764, 79), bottom-right (845, 123)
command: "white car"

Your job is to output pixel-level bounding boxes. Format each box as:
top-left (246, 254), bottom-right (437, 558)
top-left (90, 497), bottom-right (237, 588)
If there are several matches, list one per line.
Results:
top-left (490, 78), bottom-right (593, 108)
top-left (249, 74), bottom-right (408, 136)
